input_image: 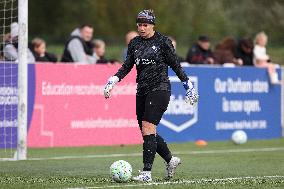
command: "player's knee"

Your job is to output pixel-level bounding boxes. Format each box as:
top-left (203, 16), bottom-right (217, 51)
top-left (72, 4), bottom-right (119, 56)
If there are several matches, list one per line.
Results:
top-left (142, 121), bottom-right (156, 136)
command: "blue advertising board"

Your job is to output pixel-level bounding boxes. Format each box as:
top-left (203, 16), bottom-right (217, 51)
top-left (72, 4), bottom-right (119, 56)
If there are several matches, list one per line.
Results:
top-left (0, 63), bottom-right (18, 149)
top-left (0, 64), bottom-right (282, 149)
top-left (158, 66), bottom-right (282, 142)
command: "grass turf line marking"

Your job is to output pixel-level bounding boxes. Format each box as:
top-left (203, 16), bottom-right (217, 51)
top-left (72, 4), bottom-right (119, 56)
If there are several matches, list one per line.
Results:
top-left (26, 147), bottom-right (284, 161)
top-left (66, 175), bottom-right (284, 189)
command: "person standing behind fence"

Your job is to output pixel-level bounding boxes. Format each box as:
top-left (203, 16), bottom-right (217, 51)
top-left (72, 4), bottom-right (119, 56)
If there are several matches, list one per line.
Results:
top-left (214, 37), bottom-right (241, 65)
top-left (61, 24), bottom-right (97, 64)
top-left (253, 32), bottom-right (281, 84)
top-left (3, 22), bottom-right (35, 63)
top-left (93, 39), bottom-right (120, 64)
top-left (31, 38), bottom-right (57, 63)
top-left (122, 31), bottom-right (139, 61)
top-left (234, 38), bottom-right (254, 66)
top-left (185, 35), bottom-right (214, 64)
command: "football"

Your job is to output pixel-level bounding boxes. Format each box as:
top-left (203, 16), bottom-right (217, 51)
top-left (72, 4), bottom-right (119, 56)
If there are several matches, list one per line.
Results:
top-left (232, 130), bottom-right (248, 145)
top-left (110, 160), bottom-right (132, 182)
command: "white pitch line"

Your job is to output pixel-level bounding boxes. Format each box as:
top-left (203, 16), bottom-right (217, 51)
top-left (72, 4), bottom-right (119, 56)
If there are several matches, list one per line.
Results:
top-left (28, 147), bottom-right (284, 161)
top-left (66, 175), bottom-right (284, 189)
top-left (174, 147), bottom-right (284, 155)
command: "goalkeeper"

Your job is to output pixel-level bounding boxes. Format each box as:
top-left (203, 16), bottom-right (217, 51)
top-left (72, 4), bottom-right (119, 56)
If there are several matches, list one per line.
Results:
top-left (104, 9), bottom-right (198, 182)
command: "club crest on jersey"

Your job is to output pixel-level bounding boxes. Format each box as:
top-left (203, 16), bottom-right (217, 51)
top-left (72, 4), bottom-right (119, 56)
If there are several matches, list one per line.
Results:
top-left (160, 76), bottom-right (198, 132)
top-left (135, 58), bottom-right (140, 66)
top-left (152, 45), bottom-right (158, 53)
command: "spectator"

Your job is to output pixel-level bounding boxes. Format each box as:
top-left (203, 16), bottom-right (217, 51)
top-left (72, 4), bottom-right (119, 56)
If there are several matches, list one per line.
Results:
top-left (3, 22), bottom-right (35, 63)
top-left (93, 39), bottom-right (107, 63)
top-left (186, 35), bottom-right (214, 64)
top-left (168, 36), bottom-right (184, 63)
top-left (253, 32), bottom-right (280, 84)
top-left (0, 33), bottom-right (11, 60)
top-left (214, 37), bottom-right (242, 65)
top-left (61, 24), bottom-right (97, 64)
top-left (31, 38), bottom-right (57, 63)
top-left (93, 39), bottom-right (120, 64)
top-left (122, 31), bottom-right (138, 61)
top-left (234, 38), bottom-right (254, 66)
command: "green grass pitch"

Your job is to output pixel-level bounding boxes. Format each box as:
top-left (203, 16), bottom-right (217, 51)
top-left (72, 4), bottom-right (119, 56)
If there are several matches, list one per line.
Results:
top-left (0, 138), bottom-right (283, 189)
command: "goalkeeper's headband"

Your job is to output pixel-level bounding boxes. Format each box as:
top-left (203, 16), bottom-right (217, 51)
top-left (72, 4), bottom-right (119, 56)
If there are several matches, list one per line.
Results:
top-left (136, 9), bottom-right (155, 25)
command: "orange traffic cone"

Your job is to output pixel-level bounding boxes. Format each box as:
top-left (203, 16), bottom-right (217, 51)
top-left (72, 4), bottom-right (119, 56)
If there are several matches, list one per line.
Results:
top-left (195, 139), bottom-right (208, 146)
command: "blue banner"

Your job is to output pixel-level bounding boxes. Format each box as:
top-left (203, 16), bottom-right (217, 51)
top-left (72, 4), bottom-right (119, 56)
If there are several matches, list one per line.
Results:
top-left (158, 66), bottom-right (282, 142)
top-left (0, 63), bottom-right (18, 149)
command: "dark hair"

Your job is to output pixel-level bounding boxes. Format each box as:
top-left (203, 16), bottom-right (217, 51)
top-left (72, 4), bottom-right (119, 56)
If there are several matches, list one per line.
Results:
top-left (239, 38), bottom-right (253, 49)
top-left (198, 35), bottom-right (209, 42)
top-left (216, 37), bottom-right (236, 51)
top-left (214, 37), bottom-right (237, 64)
top-left (79, 24), bottom-right (93, 30)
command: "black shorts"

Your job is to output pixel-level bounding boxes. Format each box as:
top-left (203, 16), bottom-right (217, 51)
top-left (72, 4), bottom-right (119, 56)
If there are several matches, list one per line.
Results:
top-left (136, 90), bottom-right (171, 127)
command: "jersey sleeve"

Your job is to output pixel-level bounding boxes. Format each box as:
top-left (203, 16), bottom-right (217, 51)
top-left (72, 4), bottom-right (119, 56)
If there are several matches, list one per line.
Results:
top-left (114, 39), bottom-right (135, 81)
top-left (163, 37), bottom-right (188, 82)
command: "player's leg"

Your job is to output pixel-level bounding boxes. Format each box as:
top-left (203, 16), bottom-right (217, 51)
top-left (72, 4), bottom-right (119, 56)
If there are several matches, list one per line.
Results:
top-left (141, 120), bottom-right (157, 173)
top-left (142, 91), bottom-right (173, 163)
top-left (141, 91), bottom-right (172, 174)
top-left (156, 134), bottom-right (182, 179)
top-left (133, 91), bottom-right (175, 182)
top-left (139, 126), bottom-right (173, 165)
top-left (136, 94), bottom-right (158, 174)
top-left (143, 91), bottom-right (181, 180)
top-left (133, 94), bottom-right (155, 182)
top-left (156, 134), bottom-right (172, 163)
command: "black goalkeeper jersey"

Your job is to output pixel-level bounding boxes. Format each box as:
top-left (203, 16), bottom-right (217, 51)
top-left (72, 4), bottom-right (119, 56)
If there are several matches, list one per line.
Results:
top-left (115, 32), bottom-right (188, 96)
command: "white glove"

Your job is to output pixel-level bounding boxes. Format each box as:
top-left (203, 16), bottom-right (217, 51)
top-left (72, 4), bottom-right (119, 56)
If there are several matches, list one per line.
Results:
top-left (183, 80), bottom-right (199, 105)
top-left (104, 76), bottom-right (119, 99)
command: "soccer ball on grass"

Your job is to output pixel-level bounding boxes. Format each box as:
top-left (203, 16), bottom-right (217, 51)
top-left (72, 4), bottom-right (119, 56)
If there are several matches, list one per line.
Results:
top-left (231, 130), bottom-right (247, 145)
top-left (110, 160), bottom-right (132, 182)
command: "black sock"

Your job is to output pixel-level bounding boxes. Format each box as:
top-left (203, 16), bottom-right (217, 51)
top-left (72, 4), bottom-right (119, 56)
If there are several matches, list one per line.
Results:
top-left (143, 134), bottom-right (157, 171)
top-left (156, 134), bottom-right (172, 164)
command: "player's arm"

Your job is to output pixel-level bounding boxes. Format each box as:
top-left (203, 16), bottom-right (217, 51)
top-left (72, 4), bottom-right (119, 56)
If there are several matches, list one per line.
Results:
top-left (103, 40), bottom-right (135, 99)
top-left (163, 38), bottom-right (199, 105)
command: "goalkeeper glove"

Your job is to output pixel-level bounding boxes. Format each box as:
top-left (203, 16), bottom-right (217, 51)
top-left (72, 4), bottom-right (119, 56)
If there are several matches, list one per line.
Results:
top-left (182, 80), bottom-right (199, 105)
top-left (104, 76), bottom-right (119, 99)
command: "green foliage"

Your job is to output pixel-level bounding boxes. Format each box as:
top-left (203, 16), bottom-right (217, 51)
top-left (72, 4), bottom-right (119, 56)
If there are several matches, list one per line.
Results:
top-left (29, 0), bottom-right (284, 46)
top-left (29, 0), bottom-right (284, 63)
